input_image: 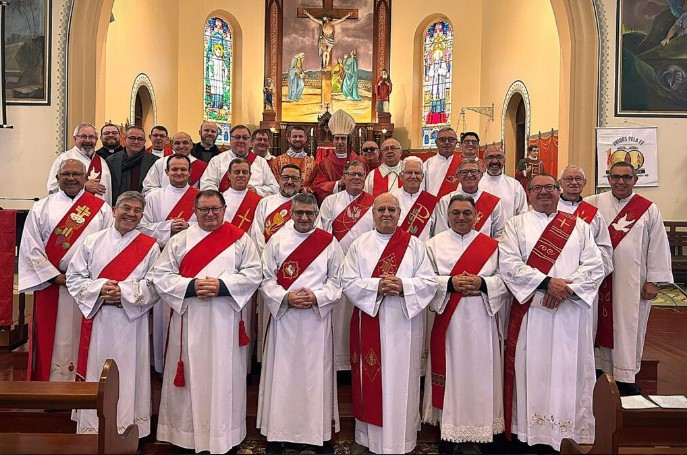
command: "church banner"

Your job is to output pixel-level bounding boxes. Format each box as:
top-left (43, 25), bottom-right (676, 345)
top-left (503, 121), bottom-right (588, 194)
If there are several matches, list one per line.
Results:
top-left (595, 126), bottom-right (658, 187)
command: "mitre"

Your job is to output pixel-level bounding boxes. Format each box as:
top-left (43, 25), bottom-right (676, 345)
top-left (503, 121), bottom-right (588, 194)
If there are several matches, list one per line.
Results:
top-left (328, 109), bottom-right (356, 136)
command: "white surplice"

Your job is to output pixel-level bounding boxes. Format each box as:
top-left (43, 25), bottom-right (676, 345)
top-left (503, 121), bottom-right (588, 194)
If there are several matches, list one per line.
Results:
top-left (66, 227), bottom-right (160, 437)
top-left (363, 162), bottom-right (403, 195)
top-left (18, 189), bottom-right (113, 381)
top-left (478, 173), bottom-right (528, 220)
top-left (319, 190), bottom-right (375, 370)
top-left (434, 188), bottom-right (505, 239)
top-left (223, 187), bottom-right (261, 233)
top-left (47, 146), bottom-right (113, 205)
top-left (499, 210), bottom-right (605, 450)
top-left (201, 149), bottom-right (279, 196)
top-left (422, 229), bottom-right (508, 443)
top-left (258, 226), bottom-right (344, 444)
top-left (390, 187), bottom-right (435, 242)
top-left (342, 230), bottom-right (438, 454)
top-left (141, 154), bottom-right (203, 195)
top-left (585, 191), bottom-right (673, 382)
top-left (422, 152), bottom-right (459, 197)
top-left (149, 223), bottom-right (262, 454)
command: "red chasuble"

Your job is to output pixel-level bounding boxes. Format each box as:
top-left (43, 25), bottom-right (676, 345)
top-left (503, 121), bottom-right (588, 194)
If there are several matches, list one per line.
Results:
top-left (165, 186), bottom-right (199, 222)
top-left (399, 190), bottom-right (438, 237)
top-left (75, 233), bottom-right (157, 381)
top-left (230, 191), bottom-right (263, 233)
top-left (503, 211), bottom-right (577, 439)
top-left (219, 152), bottom-right (257, 192)
top-left (312, 152), bottom-right (361, 203)
top-left (350, 228), bottom-right (412, 427)
top-left (596, 194), bottom-right (652, 349)
top-left (473, 192), bottom-right (500, 232)
top-left (276, 228), bottom-right (333, 290)
top-left (264, 199), bottom-right (293, 242)
top-left (430, 233), bottom-right (498, 409)
top-left (331, 193), bottom-right (375, 242)
top-left (28, 192), bottom-right (105, 381)
top-left (436, 154), bottom-right (462, 199)
top-left (372, 168), bottom-right (402, 198)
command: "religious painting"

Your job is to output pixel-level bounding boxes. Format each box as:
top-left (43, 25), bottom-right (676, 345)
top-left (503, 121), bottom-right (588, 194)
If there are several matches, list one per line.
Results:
top-left (4, 0), bottom-right (51, 104)
top-left (281, 0), bottom-right (374, 122)
top-left (204, 17), bottom-right (232, 145)
top-left (421, 20), bottom-right (453, 148)
top-left (616, 0), bottom-right (687, 116)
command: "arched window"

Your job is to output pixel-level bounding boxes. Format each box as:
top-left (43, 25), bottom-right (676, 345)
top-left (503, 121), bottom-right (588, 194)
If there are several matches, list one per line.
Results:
top-left (421, 20), bottom-right (453, 148)
top-left (204, 17), bottom-right (233, 145)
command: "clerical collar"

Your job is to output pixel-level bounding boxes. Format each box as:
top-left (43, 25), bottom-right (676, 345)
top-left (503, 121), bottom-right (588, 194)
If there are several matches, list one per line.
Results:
top-left (286, 148), bottom-right (307, 159)
top-left (560, 194), bottom-right (582, 203)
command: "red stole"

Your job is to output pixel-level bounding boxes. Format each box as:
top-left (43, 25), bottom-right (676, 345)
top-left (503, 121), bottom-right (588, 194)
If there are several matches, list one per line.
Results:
top-left (230, 191), bottom-right (263, 233)
top-left (264, 199), bottom-right (292, 242)
top-left (372, 168), bottom-right (402, 198)
top-left (87, 154), bottom-right (103, 179)
top-left (165, 186), bottom-right (199, 222)
top-left (596, 194), bottom-right (652, 349)
top-left (503, 211), bottom-right (577, 439)
top-left (430, 233), bottom-right (498, 409)
top-left (189, 159), bottom-right (208, 185)
top-left (219, 152), bottom-right (257, 192)
top-left (574, 200), bottom-right (598, 224)
top-left (75, 233), bottom-right (157, 381)
top-left (331, 192), bottom-right (375, 241)
top-left (276, 228), bottom-right (333, 290)
top-left (350, 229), bottom-right (412, 427)
top-left (399, 191), bottom-right (439, 237)
top-left (474, 192), bottom-right (500, 232)
top-left (28, 192), bottom-right (105, 381)
top-left (436, 154), bottom-right (462, 199)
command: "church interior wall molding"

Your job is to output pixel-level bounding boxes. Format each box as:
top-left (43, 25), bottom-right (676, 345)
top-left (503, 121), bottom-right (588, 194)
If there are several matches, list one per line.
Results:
top-left (129, 73), bottom-right (157, 127)
top-left (501, 80), bottom-right (531, 152)
top-left (56, 0), bottom-right (75, 153)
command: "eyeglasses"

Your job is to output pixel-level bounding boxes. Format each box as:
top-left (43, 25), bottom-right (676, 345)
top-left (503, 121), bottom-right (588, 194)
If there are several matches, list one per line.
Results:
top-left (561, 176), bottom-right (585, 183)
top-left (344, 171), bottom-right (366, 178)
top-left (293, 210), bottom-right (317, 217)
top-left (381, 146), bottom-right (401, 152)
top-left (117, 204), bottom-right (144, 214)
top-left (231, 169), bottom-right (250, 175)
top-left (126, 136), bottom-right (146, 142)
top-left (529, 184), bottom-right (559, 193)
top-left (75, 135), bottom-right (97, 141)
top-left (436, 137), bottom-right (458, 144)
top-left (448, 210), bottom-right (474, 217)
top-left (608, 174), bottom-right (634, 182)
top-left (195, 206), bottom-right (225, 214)
top-left (58, 171), bottom-right (85, 178)
top-left (375, 206), bottom-right (399, 214)
top-left (231, 135), bottom-right (251, 141)
top-left (484, 154), bottom-right (504, 161)
top-left (361, 147), bottom-right (378, 153)
top-left (458, 169), bottom-right (480, 176)
top-left (280, 175), bottom-right (301, 182)
top-left (461, 139), bottom-right (479, 145)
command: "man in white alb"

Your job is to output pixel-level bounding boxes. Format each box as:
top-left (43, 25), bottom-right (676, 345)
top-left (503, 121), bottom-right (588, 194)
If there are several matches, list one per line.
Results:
top-left (478, 145), bottom-right (528, 219)
top-left (422, 127), bottom-right (461, 199)
top-left (141, 131), bottom-right (208, 195)
top-left (363, 138), bottom-right (403, 198)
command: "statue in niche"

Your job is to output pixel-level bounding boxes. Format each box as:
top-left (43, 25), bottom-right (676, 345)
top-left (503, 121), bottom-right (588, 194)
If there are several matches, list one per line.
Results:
top-left (264, 77), bottom-right (275, 111)
top-left (376, 69), bottom-right (392, 112)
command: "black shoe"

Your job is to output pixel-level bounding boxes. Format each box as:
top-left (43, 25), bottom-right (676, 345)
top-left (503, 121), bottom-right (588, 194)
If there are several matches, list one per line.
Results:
top-left (313, 442), bottom-right (335, 454)
top-left (438, 440), bottom-right (456, 454)
top-left (455, 442), bottom-right (481, 454)
top-left (596, 369), bottom-right (605, 379)
top-left (616, 381), bottom-right (642, 396)
top-left (267, 441), bottom-right (284, 454)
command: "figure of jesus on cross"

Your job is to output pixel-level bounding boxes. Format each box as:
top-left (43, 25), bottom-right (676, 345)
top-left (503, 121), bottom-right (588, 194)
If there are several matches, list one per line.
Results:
top-left (298, 1), bottom-right (358, 71)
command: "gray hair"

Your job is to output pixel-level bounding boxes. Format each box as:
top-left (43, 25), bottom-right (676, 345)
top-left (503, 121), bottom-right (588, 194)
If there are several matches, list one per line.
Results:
top-left (115, 191), bottom-right (146, 208)
top-left (73, 123), bottom-right (97, 137)
top-left (458, 158), bottom-right (482, 170)
top-left (57, 159), bottom-right (86, 174)
top-left (561, 165), bottom-right (586, 179)
top-left (401, 156), bottom-right (423, 172)
top-left (292, 192), bottom-right (319, 209)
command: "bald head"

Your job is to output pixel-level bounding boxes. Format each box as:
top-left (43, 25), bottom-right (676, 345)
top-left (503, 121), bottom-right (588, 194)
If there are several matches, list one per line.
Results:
top-left (381, 138), bottom-right (402, 167)
top-left (484, 145), bottom-right (506, 176)
top-left (171, 132), bottom-right (193, 155)
top-left (373, 192), bottom-right (401, 234)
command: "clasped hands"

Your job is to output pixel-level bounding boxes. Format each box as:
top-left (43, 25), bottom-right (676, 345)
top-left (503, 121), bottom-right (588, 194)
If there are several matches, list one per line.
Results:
top-left (377, 274), bottom-right (403, 296)
top-left (451, 272), bottom-right (482, 295)
top-left (541, 277), bottom-right (573, 309)
top-left (100, 280), bottom-right (122, 303)
top-left (170, 217), bottom-right (189, 235)
top-left (287, 288), bottom-right (317, 309)
top-left (194, 276), bottom-right (221, 300)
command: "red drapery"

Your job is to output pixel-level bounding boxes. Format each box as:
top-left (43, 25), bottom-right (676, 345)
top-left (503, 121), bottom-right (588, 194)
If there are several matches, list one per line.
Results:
top-left (528, 131), bottom-right (559, 178)
top-left (0, 210), bottom-right (16, 326)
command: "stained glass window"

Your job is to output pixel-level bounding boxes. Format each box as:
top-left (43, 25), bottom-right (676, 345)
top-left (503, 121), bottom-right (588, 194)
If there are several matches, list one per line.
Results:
top-left (421, 20), bottom-right (453, 148)
top-left (204, 17), bottom-right (232, 145)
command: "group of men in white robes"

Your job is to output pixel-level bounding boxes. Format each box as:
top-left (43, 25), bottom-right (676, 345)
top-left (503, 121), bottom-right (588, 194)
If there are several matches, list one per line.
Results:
top-left (22, 114), bottom-right (674, 454)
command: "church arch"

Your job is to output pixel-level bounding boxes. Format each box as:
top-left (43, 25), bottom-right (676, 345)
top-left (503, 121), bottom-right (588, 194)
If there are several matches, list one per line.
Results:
top-left (130, 73), bottom-right (157, 131)
top-left (502, 81), bottom-right (531, 175)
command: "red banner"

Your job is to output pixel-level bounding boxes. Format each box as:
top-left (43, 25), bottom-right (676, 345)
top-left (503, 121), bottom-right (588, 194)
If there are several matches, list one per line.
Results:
top-left (0, 210), bottom-right (16, 326)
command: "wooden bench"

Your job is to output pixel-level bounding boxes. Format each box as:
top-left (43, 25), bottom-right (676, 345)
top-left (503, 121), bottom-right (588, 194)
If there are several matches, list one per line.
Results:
top-left (0, 359), bottom-right (138, 454)
top-left (560, 374), bottom-right (687, 454)
top-left (665, 221), bottom-right (687, 284)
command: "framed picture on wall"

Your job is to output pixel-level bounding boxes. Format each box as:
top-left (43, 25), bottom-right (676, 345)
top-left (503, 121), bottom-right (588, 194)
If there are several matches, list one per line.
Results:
top-left (615, 0), bottom-right (687, 116)
top-left (4, 0), bottom-right (52, 105)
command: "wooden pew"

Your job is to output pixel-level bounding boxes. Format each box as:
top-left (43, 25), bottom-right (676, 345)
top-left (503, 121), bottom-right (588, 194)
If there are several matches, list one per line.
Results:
top-left (665, 221), bottom-right (687, 284)
top-left (0, 359), bottom-right (138, 454)
top-left (560, 374), bottom-right (687, 454)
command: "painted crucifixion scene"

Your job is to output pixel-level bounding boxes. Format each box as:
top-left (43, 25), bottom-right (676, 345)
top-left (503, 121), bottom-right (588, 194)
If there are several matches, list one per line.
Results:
top-left (281, 0), bottom-right (374, 122)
